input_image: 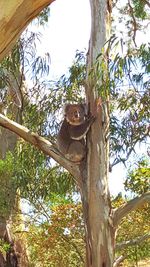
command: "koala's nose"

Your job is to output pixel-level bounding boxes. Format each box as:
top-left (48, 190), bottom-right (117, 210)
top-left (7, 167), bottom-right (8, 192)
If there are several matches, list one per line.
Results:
top-left (75, 111), bottom-right (80, 118)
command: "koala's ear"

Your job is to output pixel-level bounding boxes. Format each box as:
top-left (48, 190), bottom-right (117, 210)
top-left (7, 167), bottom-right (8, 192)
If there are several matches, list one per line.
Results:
top-left (64, 104), bottom-right (71, 114)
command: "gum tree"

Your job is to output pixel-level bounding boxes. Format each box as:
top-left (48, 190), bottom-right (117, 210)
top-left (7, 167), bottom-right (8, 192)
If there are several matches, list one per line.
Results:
top-left (0, 1), bottom-right (150, 267)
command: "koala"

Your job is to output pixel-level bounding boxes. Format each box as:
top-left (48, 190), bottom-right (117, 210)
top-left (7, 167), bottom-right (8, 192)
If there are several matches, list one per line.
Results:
top-left (57, 103), bottom-right (95, 163)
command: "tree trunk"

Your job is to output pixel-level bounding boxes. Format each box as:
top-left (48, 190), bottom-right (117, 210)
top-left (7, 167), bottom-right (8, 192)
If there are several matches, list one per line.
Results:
top-left (80, 0), bottom-right (114, 266)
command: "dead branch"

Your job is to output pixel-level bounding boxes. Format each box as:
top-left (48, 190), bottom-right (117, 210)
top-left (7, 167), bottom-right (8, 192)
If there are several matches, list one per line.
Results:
top-left (113, 192), bottom-right (150, 227)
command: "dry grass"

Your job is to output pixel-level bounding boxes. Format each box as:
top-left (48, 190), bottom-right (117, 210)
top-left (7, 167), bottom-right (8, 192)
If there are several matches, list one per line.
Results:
top-left (122, 259), bottom-right (150, 266)
top-left (138, 260), bottom-right (150, 266)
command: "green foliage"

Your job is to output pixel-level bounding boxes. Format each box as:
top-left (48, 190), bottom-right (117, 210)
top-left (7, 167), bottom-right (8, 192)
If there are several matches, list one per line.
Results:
top-left (0, 27), bottom-right (84, 221)
top-left (112, 0), bottom-right (150, 44)
top-left (125, 157), bottom-right (150, 194)
top-left (109, 41), bottom-right (150, 166)
top-left (0, 43), bottom-right (20, 74)
top-left (14, 142), bottom-right (75, 208)
top-left (0, 239), bottom-right (10, 254)
top-left (37, 7), bottom-right (50, 25)
top-left (140, 43), bottom-right (150, 73)
top-left (113, 155), bottom-right (150, 264)
top-left (0, 153), bottom-right (16, 218)
top-left (0, 42), bottom-right (21, 98)
top-left (132, 0), bottom-right (147, 19)
top-left (23, 101), bottom-right (48, 134)
top-left (27, 202), bottom-right (85, 267)
top-left (116, 205), bottom-right (150, 264)
top-left (88, 51), bottom-right (110, 98)
top-left (52, 50), bottom-right (86, 104)
top-left (20, 30), bottom-right (51, 81)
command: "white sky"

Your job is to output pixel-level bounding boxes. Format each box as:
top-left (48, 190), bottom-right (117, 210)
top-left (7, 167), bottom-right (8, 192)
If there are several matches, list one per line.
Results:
top-left (37, 0), bottom-right (91, 78)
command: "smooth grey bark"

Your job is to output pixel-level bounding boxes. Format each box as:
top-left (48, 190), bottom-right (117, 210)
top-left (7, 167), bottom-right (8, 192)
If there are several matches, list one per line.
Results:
top-left (80, 0), bottom-right (114, 266)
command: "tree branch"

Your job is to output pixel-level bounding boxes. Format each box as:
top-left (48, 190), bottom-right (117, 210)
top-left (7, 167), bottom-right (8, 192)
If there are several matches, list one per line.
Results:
top-left (0, 0), bottom-right (55, 61)
top-left (113, 192), bottom-right (150, 227)
top-left (113, 255), bottom-right (126, 267)
top-left (0, 113), bottom-right (80, 183)
top-left (113, 234), bottom-right (150, 266)
top-left (144, 0), bottom-right (150, 8)
top-left (128, 0), bottom-right (137, 46)
top-left (116, 233), bottom-right (150, 250)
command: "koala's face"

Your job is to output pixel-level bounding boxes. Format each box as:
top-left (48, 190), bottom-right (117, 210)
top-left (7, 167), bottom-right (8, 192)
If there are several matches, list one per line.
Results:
top-left (65, 104), bottom-right (86, 125)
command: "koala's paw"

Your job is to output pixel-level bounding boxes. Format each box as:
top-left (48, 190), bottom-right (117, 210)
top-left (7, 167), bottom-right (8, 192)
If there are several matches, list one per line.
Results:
top-left (87, 114), bottom-right (96, 124)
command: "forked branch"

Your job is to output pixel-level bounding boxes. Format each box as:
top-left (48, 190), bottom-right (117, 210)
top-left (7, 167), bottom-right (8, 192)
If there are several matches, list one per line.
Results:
top-left (113, 192), bottom-right (150, 227)
top-left (0, 113), bottom-right (80, 182)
